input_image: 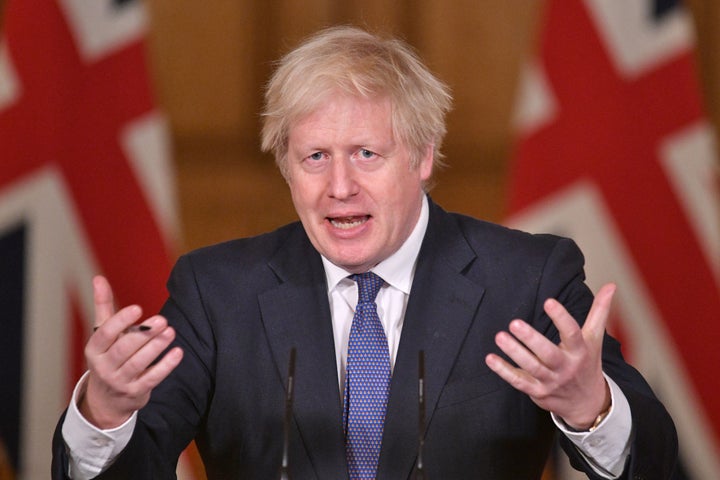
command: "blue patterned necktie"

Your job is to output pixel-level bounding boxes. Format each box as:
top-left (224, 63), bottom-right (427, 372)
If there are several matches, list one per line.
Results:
top-left (343, 272), bottom-right (391, 480)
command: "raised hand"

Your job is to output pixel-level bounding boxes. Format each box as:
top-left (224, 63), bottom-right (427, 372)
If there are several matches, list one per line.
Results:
top-left (78, 275), bottom-right (184, 429)
top-left (485, 284), bottom-right (616, 430)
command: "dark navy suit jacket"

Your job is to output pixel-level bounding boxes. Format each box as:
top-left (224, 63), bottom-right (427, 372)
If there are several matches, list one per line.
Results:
top-left (53, 199), bottom-right (677, 479)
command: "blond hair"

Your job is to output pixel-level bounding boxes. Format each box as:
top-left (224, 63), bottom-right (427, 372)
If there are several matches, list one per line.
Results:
top-left (261, 26), bottom-right (453, 184)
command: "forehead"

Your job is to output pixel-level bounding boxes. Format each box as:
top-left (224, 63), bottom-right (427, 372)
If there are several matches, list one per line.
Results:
top-left (288, 94), bottom-right (395, 144)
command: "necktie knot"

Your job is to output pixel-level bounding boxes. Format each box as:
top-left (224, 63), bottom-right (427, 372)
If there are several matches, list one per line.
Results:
top-left (352, 272), bottom-right (383, 304)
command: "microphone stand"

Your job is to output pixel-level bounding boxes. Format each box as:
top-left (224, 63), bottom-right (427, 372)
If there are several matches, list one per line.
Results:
top-left (279, 347), bottom-right (296, 480)
top-left (414, 350), bottom-right (427, 479)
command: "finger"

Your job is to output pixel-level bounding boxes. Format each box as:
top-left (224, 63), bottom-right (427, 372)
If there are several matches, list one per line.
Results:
top-left (582, 283), bottom-right (616, 341)
top-left (134, 346), bottom-right (184, 392)
top-left (507, 320), bottom-right (565, 371)
top-left (90, 305), bottom-right (144, 353)
top-left (100, 315), bottom-right (169, 367)
top-left (494, 328), bottom-right (553, 380)
top-left (111, 318), bottom-right (176, 378)
top-left (119, 327), bottom-right (180, 382)
top-left (93, 275), bottom-right (116, 328)
top-left (485, 352), bottom-right (539, 396)
top-left (544, 298), bottom-right (585, 351)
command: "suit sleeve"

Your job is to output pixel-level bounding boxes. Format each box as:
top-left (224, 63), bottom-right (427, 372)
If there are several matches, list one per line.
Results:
top-left (540, 238), bottom-right (679, 479)
top-left (51, 254), bottom-right (216, 480)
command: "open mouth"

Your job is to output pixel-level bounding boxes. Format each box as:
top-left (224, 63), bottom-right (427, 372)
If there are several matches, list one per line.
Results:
top-left (328, 215), bottom-right (370, 230)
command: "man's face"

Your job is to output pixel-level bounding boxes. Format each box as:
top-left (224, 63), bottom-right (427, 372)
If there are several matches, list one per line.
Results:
top-left (286, 94), bottom-right (432, 273)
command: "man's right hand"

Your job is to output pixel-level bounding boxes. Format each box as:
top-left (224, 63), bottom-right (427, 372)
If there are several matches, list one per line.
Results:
top-left (79, 275), bottom-right (184, 429)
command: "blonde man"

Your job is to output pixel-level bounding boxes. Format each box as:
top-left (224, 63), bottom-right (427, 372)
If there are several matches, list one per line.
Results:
top-left (53, 27), bottom-right (676, 479)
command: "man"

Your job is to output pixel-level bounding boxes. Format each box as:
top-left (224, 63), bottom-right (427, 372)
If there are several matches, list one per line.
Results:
top-left (53, 26), bottom-right (677, 479)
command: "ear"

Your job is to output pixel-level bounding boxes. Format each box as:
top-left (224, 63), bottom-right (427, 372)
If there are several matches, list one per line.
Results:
top-left (418, 144), bottom-right (434, 182)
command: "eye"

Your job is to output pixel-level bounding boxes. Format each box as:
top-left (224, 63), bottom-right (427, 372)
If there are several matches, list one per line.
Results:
top-left (300, 151), bottom-right (329, 172)
top-left (359, 148), bottom-right (376, 159)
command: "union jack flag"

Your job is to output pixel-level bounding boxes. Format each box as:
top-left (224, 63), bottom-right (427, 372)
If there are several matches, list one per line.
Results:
top-left (508, 0), bottom-right (720, 478)
top-left (0, 0), bottom-right (202, 477)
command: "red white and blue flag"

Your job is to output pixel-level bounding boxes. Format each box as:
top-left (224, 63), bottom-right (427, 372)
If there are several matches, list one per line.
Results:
top-left (0, 0), bottom-right (202, 478)
top-left (508, 0), bottom-right (720, 478)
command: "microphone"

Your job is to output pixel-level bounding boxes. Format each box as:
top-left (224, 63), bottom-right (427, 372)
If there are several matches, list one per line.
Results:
top-left (415, 350), bottom-right (427, 479)
top-left (279, 347), bottom-right (296, 480)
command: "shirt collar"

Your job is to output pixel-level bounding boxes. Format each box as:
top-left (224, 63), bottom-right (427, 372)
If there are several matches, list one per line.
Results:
top-left (322, 194), bottom-right (429, 294)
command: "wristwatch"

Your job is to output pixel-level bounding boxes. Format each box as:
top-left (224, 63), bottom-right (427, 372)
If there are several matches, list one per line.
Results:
top-left (588, 403), bottom-right (612, 432)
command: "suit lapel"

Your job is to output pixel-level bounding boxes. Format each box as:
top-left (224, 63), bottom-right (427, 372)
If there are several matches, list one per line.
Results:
top-left (378, 201), bottom-right (486, 479)
top-left (259, 226), bottom-right (348, 479)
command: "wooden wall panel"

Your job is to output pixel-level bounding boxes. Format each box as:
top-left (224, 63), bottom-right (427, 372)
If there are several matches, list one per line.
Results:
top-left (416, 1), bottom-right (542, 162)
top-left (147, 0), bottom-right (263, 138)
top-left (143, 0), bottom-right (720, 252)
top-left (687, 0), bottom-right (720, 139)
top-left (143, 2), bottom-right (549, 251)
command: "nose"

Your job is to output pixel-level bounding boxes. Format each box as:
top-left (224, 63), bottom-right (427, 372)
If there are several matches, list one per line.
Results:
top-left (327, 157), bottom-right (359, 200)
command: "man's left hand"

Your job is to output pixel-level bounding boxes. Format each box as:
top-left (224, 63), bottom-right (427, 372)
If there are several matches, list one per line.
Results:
top-left (485, 283), bottom-right (616, 430)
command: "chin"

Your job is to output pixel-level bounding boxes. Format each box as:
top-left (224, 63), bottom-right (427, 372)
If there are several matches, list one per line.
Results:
top-left (330, 256), bottom-right (373, 273)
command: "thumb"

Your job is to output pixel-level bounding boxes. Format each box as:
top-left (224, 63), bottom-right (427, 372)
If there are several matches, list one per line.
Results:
top-left (93, 275), bottom-right (116, 329)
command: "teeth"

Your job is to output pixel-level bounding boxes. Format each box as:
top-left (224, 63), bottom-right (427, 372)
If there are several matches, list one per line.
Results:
top-left (330, 217), bottom-right (366, 229)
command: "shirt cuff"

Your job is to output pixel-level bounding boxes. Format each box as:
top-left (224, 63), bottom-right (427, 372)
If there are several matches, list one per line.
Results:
top-left (552, 374), bottom-right (632, 478)
top-left (61, 371), bottom-right (137, 479)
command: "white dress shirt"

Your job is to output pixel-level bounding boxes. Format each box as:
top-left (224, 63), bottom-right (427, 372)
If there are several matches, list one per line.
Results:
top-left (63, 195), bottom-right (630, 479)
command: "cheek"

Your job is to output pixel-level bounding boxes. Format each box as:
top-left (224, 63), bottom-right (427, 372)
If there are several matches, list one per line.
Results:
top-left (288, 185), bottom-right (309, 218)
top-left (289, 180), bottom-right (324, 219)
top-left (288, 175), bottom-right (310, 201)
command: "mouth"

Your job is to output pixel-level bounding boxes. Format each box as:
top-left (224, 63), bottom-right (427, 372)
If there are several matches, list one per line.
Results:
top-left (328, 215), bottom-right (370, 230)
